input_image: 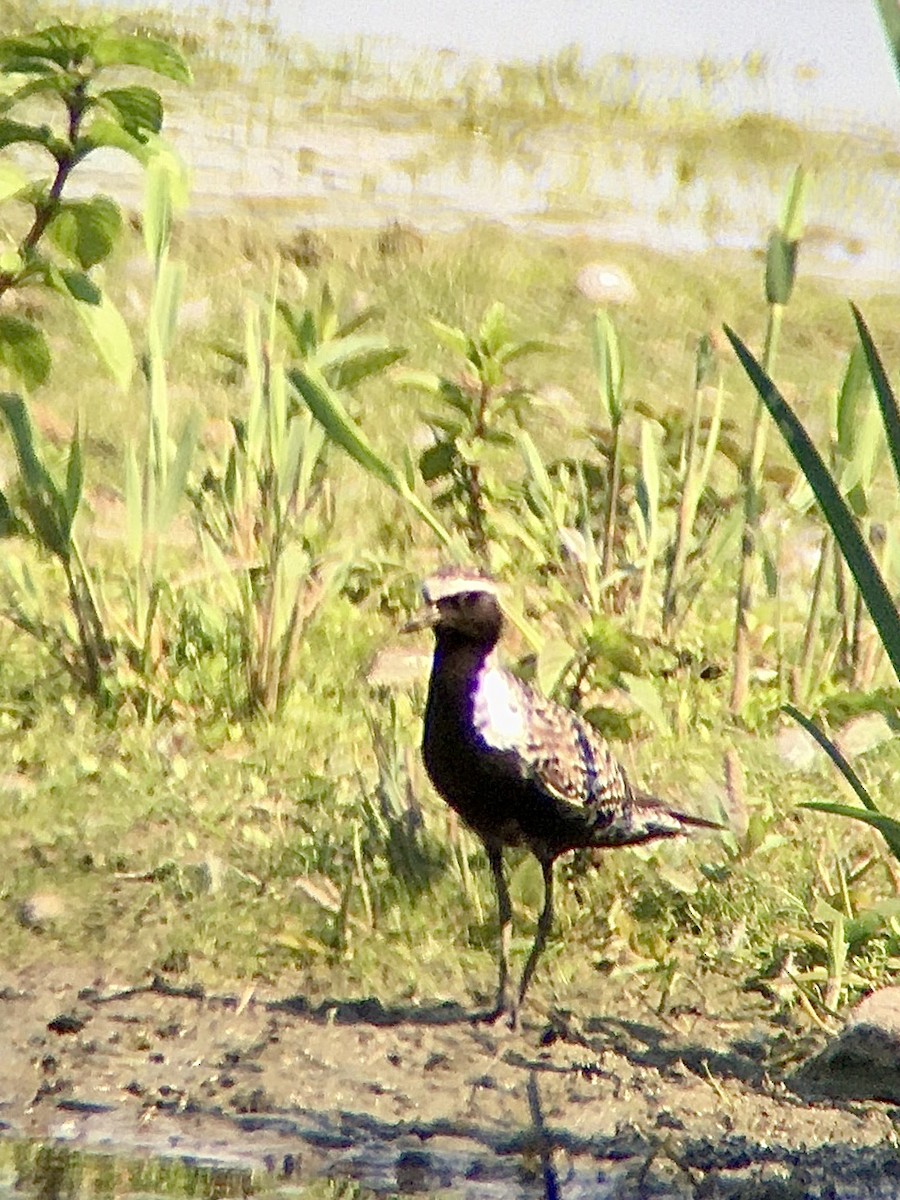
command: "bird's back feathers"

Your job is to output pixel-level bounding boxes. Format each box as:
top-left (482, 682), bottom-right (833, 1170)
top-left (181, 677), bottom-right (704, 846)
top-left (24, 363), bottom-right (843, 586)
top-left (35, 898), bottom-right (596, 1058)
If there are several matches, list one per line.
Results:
top-left (469, 662), bottom-right (721, 849)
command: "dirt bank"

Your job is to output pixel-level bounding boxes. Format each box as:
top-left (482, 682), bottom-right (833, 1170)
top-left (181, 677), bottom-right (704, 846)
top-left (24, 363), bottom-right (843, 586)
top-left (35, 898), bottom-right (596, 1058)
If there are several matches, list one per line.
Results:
top-left (2, 967), bottom-right (899, 1198)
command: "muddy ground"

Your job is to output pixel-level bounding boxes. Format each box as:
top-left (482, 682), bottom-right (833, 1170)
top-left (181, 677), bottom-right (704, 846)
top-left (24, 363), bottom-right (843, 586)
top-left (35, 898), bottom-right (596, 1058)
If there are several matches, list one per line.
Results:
top-left (1, 968), bottom-right (900, 1198)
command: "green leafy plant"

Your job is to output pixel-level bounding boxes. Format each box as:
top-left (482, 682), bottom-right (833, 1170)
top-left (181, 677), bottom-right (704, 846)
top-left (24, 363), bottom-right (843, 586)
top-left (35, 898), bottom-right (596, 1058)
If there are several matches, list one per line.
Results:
top-left (195, 278), bottom-right (410, 713)
top-left (731, 165), bottom-right (809, 714)
top-left (122, 155), bottom-right (198, 708)
top-left (0, 392), bottom-right (111, 699)
top-left (662, 333), bottom-right (725, 632)
top-left (726, 306), bottom-right (900, 862)
top-left (592, 308), bottom-right (626, 578)
top-left (399, 300), bottom-right (552, 557)
top-left (0, 22), bottom-right (191, 387)
top-left (0, 22), bottom-right (189, 709)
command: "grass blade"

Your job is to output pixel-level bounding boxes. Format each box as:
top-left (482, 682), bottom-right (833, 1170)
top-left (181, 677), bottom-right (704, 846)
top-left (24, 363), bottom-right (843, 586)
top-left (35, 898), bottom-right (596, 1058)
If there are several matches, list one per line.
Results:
top-left (724, 324), bottom-right (900, 684)
top-left (851, 304), bottom-right (900, 493)
top-left (782, 703), bottom-right (877, 812)
top-left (800, 802), bottom-right (900, 862)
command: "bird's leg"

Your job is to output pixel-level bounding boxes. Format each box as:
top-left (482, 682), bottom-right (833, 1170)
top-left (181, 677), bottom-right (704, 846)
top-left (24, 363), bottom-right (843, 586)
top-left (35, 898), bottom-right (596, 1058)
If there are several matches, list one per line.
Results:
top-left (516, 858), bottom-right (555, 1016)
top-left (478, 844), bottom-right (512, 1023)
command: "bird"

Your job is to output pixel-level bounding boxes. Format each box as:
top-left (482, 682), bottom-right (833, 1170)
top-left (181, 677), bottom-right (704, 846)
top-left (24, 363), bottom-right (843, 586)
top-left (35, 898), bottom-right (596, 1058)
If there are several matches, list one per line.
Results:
top-left (404, 565), bottom-right (723, 1027)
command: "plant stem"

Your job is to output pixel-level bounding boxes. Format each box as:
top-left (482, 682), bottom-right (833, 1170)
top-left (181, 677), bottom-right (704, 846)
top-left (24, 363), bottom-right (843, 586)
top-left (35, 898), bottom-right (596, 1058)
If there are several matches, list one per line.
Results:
top-left (730, 304), bottom-right (783, 714)
top-left (602, 418), bottom-right (622, 578)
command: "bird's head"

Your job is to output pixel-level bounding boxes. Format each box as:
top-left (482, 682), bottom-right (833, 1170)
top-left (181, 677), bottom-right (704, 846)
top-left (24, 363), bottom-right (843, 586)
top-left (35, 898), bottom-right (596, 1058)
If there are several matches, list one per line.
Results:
top-left (403, 566), bottom-right (504, 647)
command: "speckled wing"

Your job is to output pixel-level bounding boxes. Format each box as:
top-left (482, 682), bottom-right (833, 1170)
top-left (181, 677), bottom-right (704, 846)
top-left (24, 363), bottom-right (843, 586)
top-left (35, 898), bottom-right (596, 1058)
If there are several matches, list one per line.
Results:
top-left (509, 676), bottom-right (716, 846)
top-left (509, 678), bottom-right (633, 811)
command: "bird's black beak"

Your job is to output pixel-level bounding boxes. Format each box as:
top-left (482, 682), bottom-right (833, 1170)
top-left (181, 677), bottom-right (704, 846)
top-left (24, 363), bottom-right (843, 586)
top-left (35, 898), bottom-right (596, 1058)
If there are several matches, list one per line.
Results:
top-left (401, 601), bottom-right (440, 634)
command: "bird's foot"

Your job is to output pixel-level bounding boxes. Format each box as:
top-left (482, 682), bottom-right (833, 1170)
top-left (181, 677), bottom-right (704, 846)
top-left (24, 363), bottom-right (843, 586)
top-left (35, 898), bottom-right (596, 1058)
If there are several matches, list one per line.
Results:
top-left (472, 992), bottom-right (519, 1030)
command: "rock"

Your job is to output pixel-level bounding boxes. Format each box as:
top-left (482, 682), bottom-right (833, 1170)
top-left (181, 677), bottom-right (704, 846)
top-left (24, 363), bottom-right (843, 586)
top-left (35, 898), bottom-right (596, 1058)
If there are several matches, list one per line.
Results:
top-left (17, 891), bottom-right (66, 930)
top-left (835, 712), bottom-right (895, 759)
top-left (575, 263), bottom-right (638, 306)
top-left (48, 1010), bottom-right (90, 1035)
top-left (773, 723), bottom-right (819, 771)
top-left (792, 986), bottom-right (900, 1102)
top-left (0, 772), bottom-right (36, 798)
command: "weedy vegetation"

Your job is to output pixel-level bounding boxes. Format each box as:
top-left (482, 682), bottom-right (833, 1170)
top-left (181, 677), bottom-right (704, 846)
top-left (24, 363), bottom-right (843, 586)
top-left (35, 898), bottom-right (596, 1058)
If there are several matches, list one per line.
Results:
top-left (0, 5), bottom-right (898, 1041)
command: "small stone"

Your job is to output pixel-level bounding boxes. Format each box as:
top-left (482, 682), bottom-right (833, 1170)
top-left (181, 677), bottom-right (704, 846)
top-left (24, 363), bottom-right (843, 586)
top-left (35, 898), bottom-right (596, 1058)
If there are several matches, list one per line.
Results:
top-left (0, 772), bottom-right (36, 798)
top-left (575, 263), bottom-right (638, 306)
top-left (835, 712), bottom-right (895, 759)
top-left (772, 723), bottom-right (819, 771)
top-left (17, 892), bottom-right (66, 929)
top-left (48, 1011), bottom-right (90, 1035)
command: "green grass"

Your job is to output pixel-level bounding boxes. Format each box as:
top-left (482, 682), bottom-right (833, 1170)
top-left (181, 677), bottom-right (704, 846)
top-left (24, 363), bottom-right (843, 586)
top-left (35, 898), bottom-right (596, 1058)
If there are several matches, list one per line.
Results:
top-left (1, 4), bottom-right (900, 1025)
top-left (4, 215), bottom-right (900, 1012)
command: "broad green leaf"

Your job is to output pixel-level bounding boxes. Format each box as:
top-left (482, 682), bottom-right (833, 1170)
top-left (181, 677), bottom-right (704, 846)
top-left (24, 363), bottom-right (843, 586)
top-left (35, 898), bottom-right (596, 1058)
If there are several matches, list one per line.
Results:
top-left (288, 366), bottom-right (400, 492)
top-left (764, 231), bottom-right (799, 306)
top-left (591, 309), bottom-right (623, 426)
top-left (0, 249), bottom-right (24, 275)
top-left (801, 802), bottom-right (900, 862)
top-left (48, 196), bottom-right (121, 268)
top-left (0, 161), bottom-right (28, 202)
top-left (0, 393), bottom-right (46, 493)
top-left (498, 338), bottom-right (556, 365)
top-left (99, 86), bottom-right (163, 141)
top-left (0, 75), bottom-right (72, 112)
top-left (478, 301), bottom-right (509, 358)
top-left (63, 422), bottom-right (83, 530)
top-left (418, 439), bottom-right (456, 482)
top-left (0, 25), bottom-right (94, 70)
top-left (0, 316), bottom-right (51, 388)
top-left (312, 333), bottom-right (404, 384)
top-left (835, 344), bottom-right (872, 460)
top-left (70, 289), bottom-right (133, 390)
top-left (0, 393), bottom-right (68, 558)
top-left (725, 324), bottom-right (900, 685)
top-left (428, 318), bottom-right (470, 360)
top-left (0, 118), bottom-right (59, 153)
top-left (78, 116), bottom-right (154, 165)
top-left (394, 367), bottom-right (443, 394)
top-left (92, 32), bottom-right (192, 84)
top-left (779, 164), bottom-right (809, 242)
top-left (158, 414), bottom-right (198, 532)
top-left (56, 268), bottom-right (102, 305)
top-left (327, 346), bottom-right (405, 391)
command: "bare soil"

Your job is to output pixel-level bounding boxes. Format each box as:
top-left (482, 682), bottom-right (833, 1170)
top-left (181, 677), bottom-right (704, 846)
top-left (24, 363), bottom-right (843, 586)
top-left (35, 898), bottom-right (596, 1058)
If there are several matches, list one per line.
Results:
top-left (2, 967), bottom-right (899, 1198)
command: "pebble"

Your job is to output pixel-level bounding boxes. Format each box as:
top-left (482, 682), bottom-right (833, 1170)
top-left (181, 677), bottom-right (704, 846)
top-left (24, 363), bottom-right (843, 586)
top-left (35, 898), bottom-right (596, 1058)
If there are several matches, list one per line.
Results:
top-left (574, 263), bottom-right (638, 306)
top-left (17, 891), bottom-right (66, 929)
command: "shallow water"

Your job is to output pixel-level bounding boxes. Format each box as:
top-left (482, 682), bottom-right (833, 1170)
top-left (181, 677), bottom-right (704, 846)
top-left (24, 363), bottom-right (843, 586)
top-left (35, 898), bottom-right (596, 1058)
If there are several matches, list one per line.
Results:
top-left (64, 81), bottom-right (900, 292)
top-left (0, 1133), bottom-right (634, 1200)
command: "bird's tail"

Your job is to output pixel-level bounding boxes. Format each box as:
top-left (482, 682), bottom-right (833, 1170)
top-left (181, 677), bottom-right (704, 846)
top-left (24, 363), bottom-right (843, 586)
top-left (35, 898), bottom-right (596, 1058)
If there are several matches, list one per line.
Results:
top-left (634, 790), bottom-right (726, 837)
top-left (588, 791), bottom-right (725, 848)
